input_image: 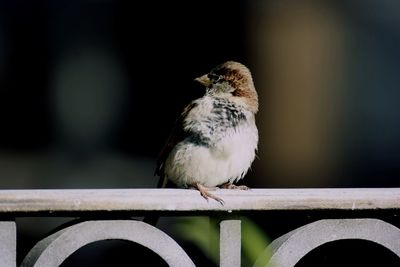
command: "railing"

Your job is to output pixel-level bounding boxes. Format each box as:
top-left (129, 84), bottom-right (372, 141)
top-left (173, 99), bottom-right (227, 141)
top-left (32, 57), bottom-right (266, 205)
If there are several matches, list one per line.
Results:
top-left (0, 188), bottom-right (399, 266)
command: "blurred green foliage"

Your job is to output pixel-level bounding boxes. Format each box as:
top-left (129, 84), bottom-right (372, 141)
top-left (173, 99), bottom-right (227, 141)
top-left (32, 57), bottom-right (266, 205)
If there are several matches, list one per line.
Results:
top-left (174, 216), bottom-right (271, 267)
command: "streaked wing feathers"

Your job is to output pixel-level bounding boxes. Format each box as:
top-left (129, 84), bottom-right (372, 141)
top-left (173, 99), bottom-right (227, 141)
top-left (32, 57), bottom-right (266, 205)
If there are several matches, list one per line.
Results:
top-left (154, 101), bottom-right (198, 184)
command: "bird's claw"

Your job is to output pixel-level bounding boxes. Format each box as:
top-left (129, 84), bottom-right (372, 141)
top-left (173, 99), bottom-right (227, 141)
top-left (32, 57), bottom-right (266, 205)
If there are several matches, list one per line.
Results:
top-left (220, 183), bottom-right (250, 190)
top-left (193, 183), bottom-right (225, 205)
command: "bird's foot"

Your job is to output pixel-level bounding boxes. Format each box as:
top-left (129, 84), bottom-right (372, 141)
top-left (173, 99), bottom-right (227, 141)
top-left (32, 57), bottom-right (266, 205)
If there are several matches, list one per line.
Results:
top-left (191, 183), bottom-right (225, 205)
top-left (220, 183), bottom-right (250, 190)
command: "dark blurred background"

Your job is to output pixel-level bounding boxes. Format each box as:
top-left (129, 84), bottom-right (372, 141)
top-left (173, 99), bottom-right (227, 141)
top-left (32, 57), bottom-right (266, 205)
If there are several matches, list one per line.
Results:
top-left (1, 0), bottom-right (400, 266)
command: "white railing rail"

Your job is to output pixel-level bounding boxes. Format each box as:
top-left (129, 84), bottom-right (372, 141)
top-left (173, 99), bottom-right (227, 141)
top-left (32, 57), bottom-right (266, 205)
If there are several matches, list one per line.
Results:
top-left (0, 188), bottom-right (399, 266)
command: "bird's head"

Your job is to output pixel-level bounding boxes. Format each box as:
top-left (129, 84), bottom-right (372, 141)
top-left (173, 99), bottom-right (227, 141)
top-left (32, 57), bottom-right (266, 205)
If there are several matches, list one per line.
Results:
top-left (195, 61), bottom-right (258, 114)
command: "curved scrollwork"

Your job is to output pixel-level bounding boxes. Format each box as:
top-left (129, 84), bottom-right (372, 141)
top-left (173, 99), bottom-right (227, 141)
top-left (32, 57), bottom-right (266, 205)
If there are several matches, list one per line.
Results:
top-left (21, 220), bottom-right (195, 267)
top-left (255, 219), bottom-right (400, 267)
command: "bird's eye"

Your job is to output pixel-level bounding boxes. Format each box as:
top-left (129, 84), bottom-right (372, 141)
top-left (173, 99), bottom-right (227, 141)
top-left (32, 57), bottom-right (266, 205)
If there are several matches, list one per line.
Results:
top-left (208, 73), bottom-right (223, 83)
top-left (207, 73), bottom-right (218, 80)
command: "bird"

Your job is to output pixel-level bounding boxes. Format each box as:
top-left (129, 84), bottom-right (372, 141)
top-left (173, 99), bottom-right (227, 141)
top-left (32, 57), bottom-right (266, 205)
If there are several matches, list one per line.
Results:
top-left (155, 61), bottom-right (259, 204)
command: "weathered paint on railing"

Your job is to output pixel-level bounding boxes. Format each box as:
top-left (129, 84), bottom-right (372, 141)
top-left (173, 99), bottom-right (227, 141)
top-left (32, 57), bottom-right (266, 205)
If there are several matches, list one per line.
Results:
top-left (0, 188), bottom-right (399, 267)
top-left (0, 188), bottom-right (399, 214)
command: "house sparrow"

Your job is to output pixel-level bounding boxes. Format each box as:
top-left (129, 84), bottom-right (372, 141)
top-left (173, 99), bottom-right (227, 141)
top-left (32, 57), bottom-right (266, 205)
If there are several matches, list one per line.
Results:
top-left (155, 61), bottom-right (258, 204)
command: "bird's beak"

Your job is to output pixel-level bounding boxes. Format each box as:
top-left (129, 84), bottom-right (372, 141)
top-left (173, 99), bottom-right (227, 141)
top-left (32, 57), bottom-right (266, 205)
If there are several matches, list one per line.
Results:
top-left (195, 74), bottom-right (211, 87)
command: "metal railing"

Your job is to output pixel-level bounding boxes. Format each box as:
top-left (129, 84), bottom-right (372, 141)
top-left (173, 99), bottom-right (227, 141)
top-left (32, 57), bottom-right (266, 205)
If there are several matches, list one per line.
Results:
top-left (0, 188), bottom-right (399, 266)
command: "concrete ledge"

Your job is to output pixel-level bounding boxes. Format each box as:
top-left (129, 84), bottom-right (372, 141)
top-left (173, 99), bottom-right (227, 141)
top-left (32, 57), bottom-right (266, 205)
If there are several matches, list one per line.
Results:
top-left (0, 188), bottom-right (398, 214)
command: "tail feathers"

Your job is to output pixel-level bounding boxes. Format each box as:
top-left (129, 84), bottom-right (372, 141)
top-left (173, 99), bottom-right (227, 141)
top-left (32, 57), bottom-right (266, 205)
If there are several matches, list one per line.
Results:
top-left (143, 175), bottom-right (167, 226)
top-left (143, 214), bottom-right (160, 226)
top-left (156, 174), bottom-right (168, 189)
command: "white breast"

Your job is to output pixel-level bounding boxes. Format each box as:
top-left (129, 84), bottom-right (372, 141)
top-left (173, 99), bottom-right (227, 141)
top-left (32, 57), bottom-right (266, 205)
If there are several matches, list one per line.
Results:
top-left (164, 117), bottom-right (258, 187)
